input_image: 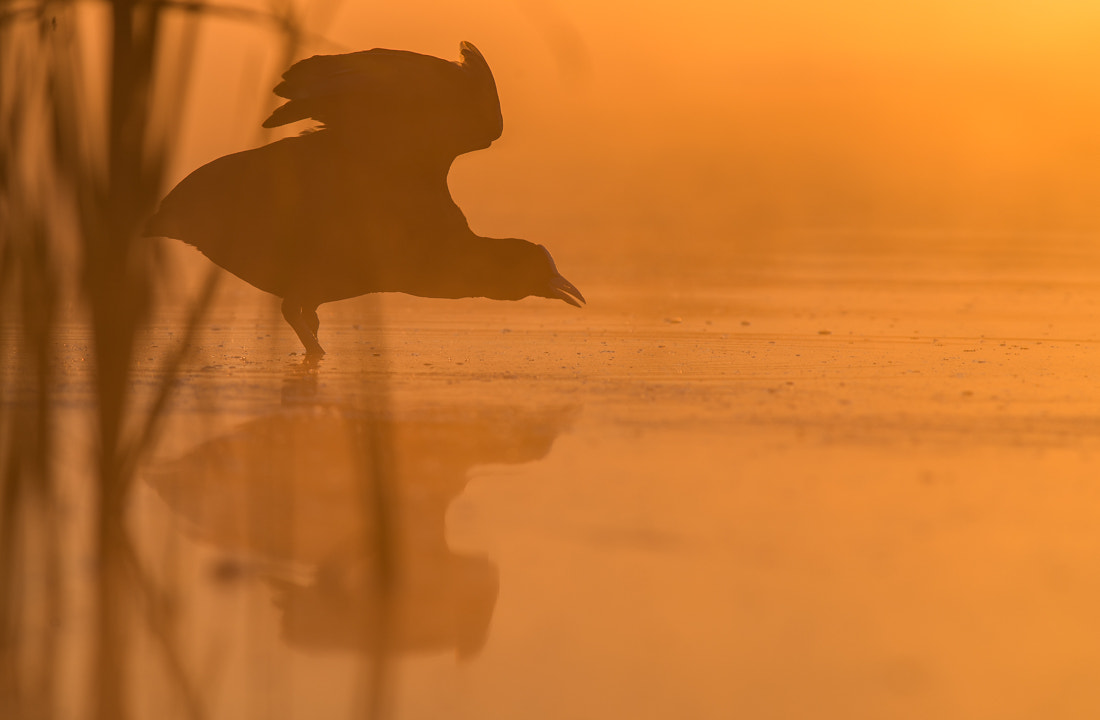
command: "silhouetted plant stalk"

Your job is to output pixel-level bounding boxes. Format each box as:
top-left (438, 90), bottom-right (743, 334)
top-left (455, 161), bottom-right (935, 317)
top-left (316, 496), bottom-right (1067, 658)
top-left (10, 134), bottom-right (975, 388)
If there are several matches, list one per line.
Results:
top-left (1, 1), bottom-right (339, 718)
top-left (1, 18), bottom-right (69, 720)
top-left (351, 411), bottom-right (399, 720)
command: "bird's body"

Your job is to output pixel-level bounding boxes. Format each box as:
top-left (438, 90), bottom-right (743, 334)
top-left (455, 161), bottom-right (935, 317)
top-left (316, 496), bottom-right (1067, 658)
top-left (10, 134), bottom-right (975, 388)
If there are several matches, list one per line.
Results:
top-left (149, 131), bottom-right (470, 304)
top-left (145, 42), bottom-right (583, 355)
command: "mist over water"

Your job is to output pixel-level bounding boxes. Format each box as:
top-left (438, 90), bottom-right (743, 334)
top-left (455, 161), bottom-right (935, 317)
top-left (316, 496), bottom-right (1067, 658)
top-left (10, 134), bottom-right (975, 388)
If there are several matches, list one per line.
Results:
top-left (173, 1), bottom-right (1100, 257)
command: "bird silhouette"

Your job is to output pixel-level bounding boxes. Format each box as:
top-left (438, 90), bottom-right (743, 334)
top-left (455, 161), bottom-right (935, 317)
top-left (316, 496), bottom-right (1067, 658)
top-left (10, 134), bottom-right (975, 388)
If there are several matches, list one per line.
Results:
top-left (145, 42), bottom-right (584, 355)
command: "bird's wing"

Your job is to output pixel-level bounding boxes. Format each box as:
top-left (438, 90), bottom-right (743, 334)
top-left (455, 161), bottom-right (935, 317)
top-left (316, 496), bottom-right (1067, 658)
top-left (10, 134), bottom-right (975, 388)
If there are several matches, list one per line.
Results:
top-left (262, 42), bottom-right (503, 158)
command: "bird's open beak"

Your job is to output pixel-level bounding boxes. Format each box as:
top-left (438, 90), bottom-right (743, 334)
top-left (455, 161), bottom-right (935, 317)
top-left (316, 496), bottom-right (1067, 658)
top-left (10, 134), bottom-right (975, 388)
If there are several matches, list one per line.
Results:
top-left (549, 274), bottom-right (585, 308)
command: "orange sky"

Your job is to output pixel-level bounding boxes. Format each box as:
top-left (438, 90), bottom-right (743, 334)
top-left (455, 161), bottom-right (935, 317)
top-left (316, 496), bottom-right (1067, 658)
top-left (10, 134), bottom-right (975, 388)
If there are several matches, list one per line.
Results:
top-left (167, 0), bottom-right (1100, 258)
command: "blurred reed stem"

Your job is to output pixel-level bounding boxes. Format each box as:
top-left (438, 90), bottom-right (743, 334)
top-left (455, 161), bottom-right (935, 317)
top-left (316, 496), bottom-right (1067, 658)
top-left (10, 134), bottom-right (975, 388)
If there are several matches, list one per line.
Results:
top-left (1, 2), bottom-right (349, 718)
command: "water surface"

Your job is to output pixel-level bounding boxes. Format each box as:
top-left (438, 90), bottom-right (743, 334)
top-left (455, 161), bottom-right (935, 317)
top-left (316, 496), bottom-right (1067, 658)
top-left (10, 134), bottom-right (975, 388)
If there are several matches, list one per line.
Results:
top-left (32, 231), bottom-right (1100, 719)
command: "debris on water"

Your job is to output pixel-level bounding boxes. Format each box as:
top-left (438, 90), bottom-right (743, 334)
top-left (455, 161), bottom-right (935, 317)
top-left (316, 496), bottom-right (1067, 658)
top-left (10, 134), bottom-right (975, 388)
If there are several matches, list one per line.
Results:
top-left (665, 317), bottom-right (683, 324)
top-left (818, 330), bottom-right (832, 335)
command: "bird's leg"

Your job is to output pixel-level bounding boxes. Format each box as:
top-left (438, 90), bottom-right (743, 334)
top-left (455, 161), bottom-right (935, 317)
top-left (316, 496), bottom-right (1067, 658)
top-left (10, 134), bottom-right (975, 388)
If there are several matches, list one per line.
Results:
top-left (281, 298), bottom-right (325, 356)
top-left (303, 305), bottom-right (320, 338)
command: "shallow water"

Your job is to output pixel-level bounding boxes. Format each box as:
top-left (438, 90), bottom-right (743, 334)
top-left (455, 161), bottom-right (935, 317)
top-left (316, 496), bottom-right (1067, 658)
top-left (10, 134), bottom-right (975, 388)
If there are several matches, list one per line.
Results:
top-left (20, 231), bottom-right (1100, 719)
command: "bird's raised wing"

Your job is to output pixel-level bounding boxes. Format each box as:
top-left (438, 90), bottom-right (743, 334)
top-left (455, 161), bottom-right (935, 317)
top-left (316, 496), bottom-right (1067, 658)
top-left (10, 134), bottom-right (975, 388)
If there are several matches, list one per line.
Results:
top-left (262, 41), bottom-right (503, 159)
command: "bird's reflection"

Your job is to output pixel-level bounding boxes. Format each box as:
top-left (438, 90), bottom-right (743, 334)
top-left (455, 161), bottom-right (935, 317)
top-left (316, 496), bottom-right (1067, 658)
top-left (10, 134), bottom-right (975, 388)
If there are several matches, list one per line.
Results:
top-left (148, 396), bottom-right (577, 659)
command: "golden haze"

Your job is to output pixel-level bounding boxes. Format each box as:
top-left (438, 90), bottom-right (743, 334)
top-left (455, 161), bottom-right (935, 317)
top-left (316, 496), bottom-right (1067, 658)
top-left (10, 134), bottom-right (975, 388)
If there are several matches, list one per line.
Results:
top-left (173, 0), bottom-right (1100, 259)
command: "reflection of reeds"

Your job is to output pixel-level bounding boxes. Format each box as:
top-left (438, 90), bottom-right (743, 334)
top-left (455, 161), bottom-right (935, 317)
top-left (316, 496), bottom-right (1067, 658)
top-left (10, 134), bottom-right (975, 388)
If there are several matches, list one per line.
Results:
top-left (0, 3), bottom-right (384, 719)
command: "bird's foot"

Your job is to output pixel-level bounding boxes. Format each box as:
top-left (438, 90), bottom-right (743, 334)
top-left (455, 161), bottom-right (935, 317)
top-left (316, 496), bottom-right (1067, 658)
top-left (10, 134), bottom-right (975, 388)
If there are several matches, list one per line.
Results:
top-left (282, 299), bottom-right (326, 356)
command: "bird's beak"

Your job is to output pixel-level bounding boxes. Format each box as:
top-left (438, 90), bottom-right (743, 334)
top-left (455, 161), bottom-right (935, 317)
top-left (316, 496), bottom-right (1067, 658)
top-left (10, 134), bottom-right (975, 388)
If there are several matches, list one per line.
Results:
top-left (549, 274), bottom-right (585, 308)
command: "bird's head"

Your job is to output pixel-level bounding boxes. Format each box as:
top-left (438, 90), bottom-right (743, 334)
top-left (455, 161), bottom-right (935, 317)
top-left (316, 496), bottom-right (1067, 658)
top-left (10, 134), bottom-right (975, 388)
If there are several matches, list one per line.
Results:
top-left (481, 240), bottom-right (585, 308)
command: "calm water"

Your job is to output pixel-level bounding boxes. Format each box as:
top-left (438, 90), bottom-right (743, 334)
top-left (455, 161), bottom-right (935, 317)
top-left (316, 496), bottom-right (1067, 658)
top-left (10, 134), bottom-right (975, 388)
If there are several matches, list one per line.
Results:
top-left (20, 231), bottom-right (1100, 719)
